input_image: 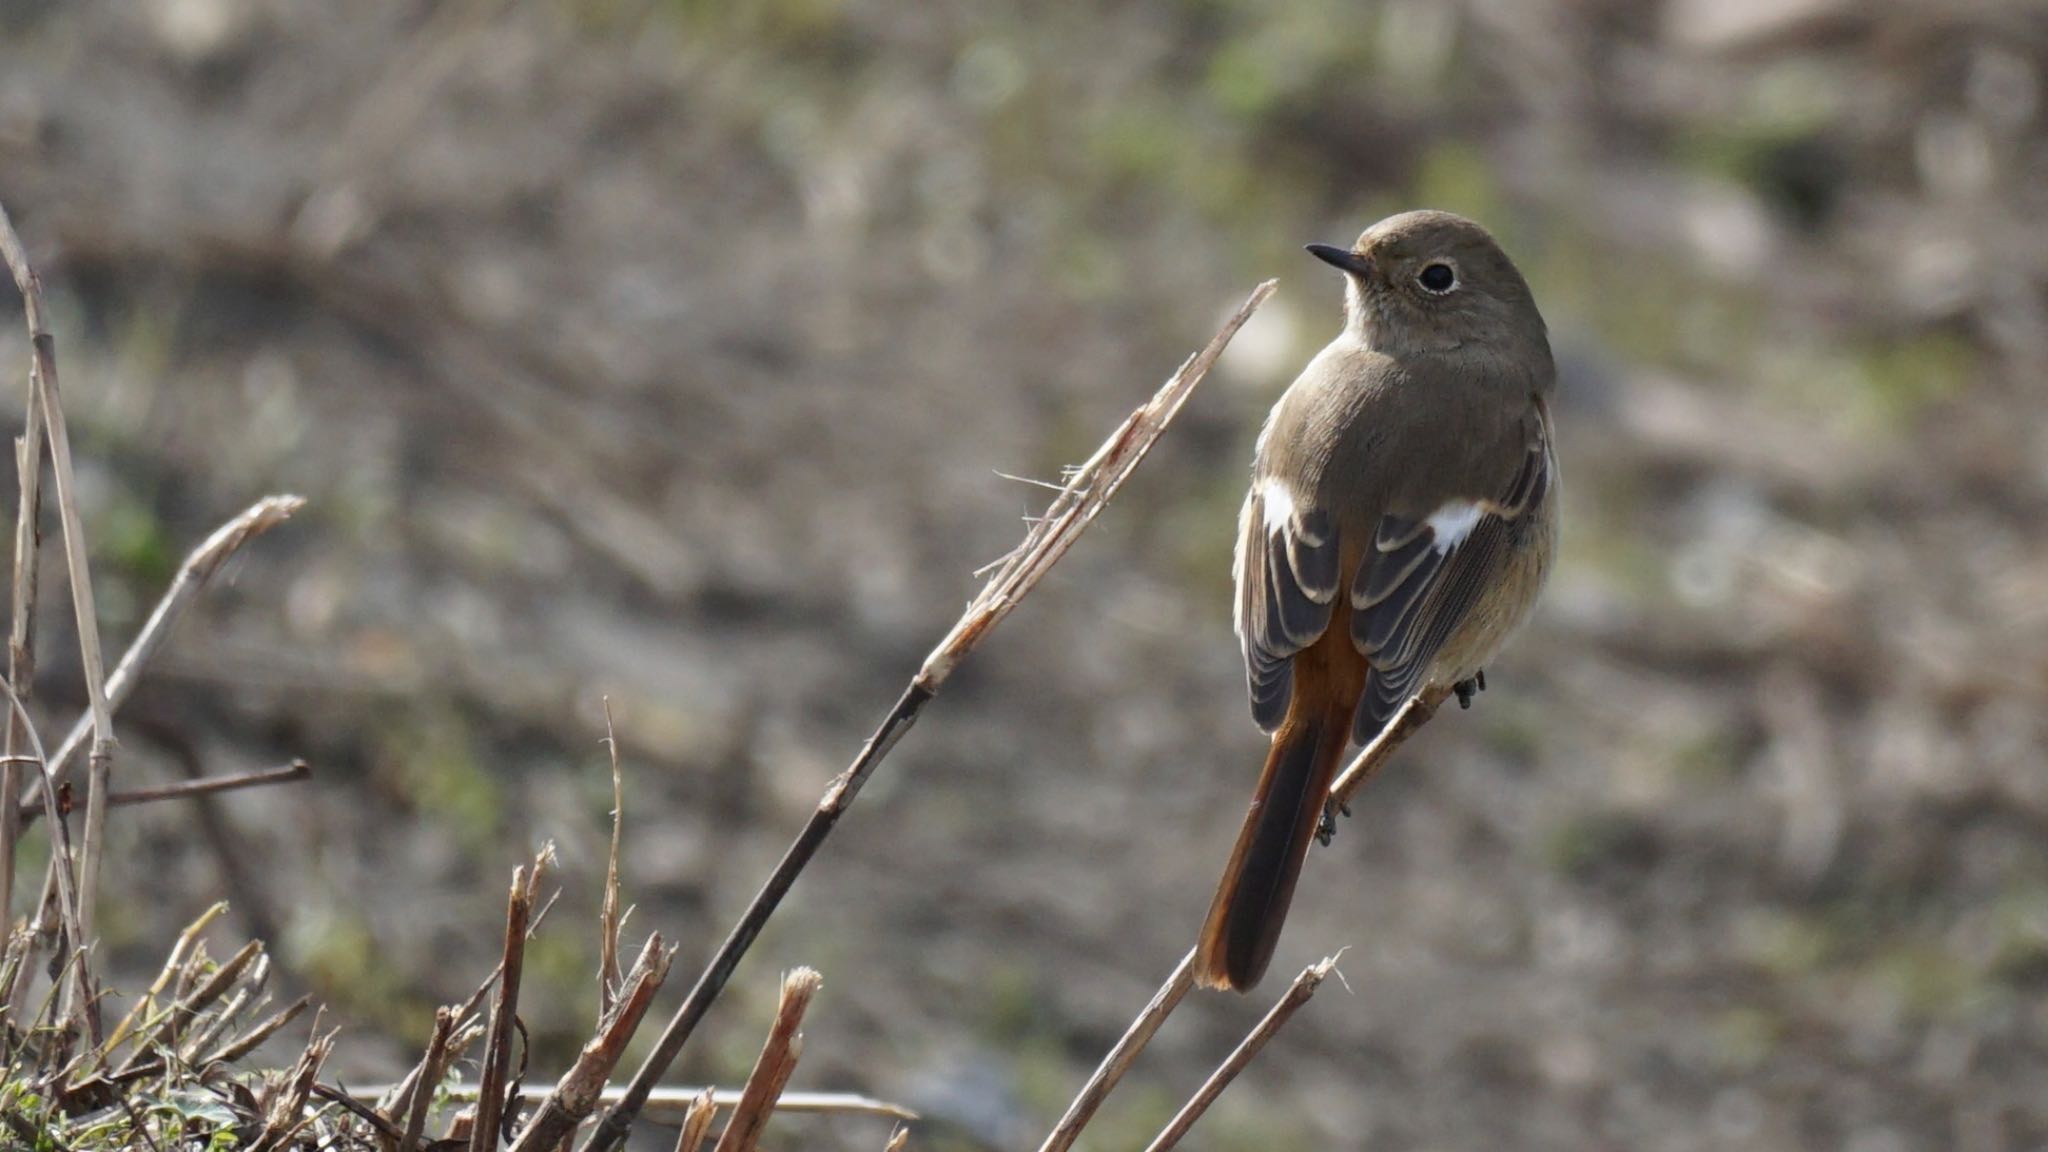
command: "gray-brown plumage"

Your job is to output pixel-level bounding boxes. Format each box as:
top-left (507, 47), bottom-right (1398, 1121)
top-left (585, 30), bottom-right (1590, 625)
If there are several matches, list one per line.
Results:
top-left (1196, 210), bottom-right (1559, 992)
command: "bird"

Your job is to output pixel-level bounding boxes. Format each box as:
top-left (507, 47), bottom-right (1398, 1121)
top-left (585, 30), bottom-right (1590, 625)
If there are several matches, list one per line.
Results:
top-left (1195, 210), bottom-right (1559, 992)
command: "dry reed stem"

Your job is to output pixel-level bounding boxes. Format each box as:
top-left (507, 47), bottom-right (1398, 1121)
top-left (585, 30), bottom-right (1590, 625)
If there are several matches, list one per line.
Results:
top-left (0, 197), bottom-right (111, 1041)
top-left (177, 984), bottom-right (249, 1062)
top-left (472, 863), bottom-right (543, 1152)
top-left (397, 1006), bottom-right (457, 1152)
top-left (112, 939), bottom-right (263, 1077)
top-left (673, 1089), bottom-right (716, 1152)
top-left (710, 968), bottom-right (821, 1152)
top-left (579, 280), bottom-right (1275, 1152)
top-left (21, 760), bottom-right (310, 824)
top-left (2, 319), bottom-right (45, 931)
top-left (507, 933), bottom-right (675, 1152)
top-left (311, 1083), bottom-right (406, 1144)
top-left (103, 902), bottom-right (226, 1052)
top-left (201, 994), bottom-right (309, 1067)
top-left (882, 1126), bottom-right (908, 1152)
top-left (414, 1084), bottom-right (917, 1123)
top-left (1327, 684), bottom-right (1449, 815)
top-left (598, 700), bottom-right (624, 1019)
top-left (1140, 955), bottom-right (1343, 1152)
top-left (31, 494), bottom-right (305, 799)
top-left (1037, 947), bottom-right (1197, 1152)
top-left (0, 678), bottom-right (83, 1023)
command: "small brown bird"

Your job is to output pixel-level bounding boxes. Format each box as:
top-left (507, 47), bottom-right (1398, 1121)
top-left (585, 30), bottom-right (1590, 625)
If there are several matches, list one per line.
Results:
top-left (1195, 210), bottom-right (1559, 992)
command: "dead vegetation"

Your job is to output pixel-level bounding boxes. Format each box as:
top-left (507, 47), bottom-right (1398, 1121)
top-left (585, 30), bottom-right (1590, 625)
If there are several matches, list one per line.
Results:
top-left (0, 207), bottom-right (1338, 1148)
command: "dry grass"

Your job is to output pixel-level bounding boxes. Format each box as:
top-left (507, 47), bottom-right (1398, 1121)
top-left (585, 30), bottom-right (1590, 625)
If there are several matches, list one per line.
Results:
top-left (0, 197), bottom-right (1343, 1150)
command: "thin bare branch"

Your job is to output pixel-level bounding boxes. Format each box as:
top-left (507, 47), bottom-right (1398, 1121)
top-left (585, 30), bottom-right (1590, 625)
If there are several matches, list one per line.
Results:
top-left (200, 994), bottom-right (309, 1067)
top-left (1037, 948), bottom-right (1197, 1152)
top-left (673, 1089), bottom-right (716, 1152)
top-left (0, 678), bottom-right (83, 1018)
top-left (389, 1084), bottom-right (918, 1124)
top-left (29, 494), bottom-right (305, 802)
top-left (711, 967), bottom-right (821, 1152)
top-left (472, 863), bottom-right (541, 1152)
top-left (0, 198), bottom-right (107, 1041)
top-left (507, 934), bottom-right (674, 1152)
top-left (579, 281), bottom-right (1276, 1152)
top-left (397, 1006), bottom-right (457, 1152)
top-left (21, 760), bottom-right (310, 824)
top-left (1, 312), bottom-right (45, 931)
top-left (1140, 955), bottom-right (1343, 1152)
top-left (598, 700), bottom-right (624, 1019)
top-left (1327, 684), bottom-right (1450, 816)
top-left (312, 1082), bottom-right (406, 1144)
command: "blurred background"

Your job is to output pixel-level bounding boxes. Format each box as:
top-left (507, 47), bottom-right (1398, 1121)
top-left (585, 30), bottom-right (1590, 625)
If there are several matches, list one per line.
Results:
top-left (2, 1), bottom-right (2047, 1149)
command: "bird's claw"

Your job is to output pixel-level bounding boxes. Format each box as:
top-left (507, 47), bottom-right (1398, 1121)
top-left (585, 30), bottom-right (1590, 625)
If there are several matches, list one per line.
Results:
top-left (1453, 671), bottom-right (1487, 710)
top-left (1316, 797), bottom-right (1350, 846)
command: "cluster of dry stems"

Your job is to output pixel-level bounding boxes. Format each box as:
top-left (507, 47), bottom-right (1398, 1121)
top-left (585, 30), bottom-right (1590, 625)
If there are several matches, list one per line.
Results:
top-left (0, 195), bottom-right (1446, 1150)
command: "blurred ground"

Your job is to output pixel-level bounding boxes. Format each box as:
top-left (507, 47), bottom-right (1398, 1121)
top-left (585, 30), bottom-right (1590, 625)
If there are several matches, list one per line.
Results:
top-left (3, 1), bottom-right (2048, 1149)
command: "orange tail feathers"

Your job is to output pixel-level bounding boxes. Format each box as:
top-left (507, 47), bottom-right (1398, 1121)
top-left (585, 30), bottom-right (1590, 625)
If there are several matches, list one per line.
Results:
top-left (1195, 702), bottom-right (1351, 991)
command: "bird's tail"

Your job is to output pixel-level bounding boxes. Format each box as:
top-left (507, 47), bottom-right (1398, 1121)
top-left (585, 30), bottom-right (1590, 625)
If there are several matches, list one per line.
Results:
top-left (1195, 702), bottom-right (1350, 991)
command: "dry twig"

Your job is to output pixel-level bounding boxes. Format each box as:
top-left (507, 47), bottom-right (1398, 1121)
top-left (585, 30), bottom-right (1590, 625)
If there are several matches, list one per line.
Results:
top-left (711, 968), bottom-right (821, 1152)
top-left (1, 274), bottom-right (44, 931)
top-left (579, 280), bottom-right (1277, 1152)
top-left (506, 934), bottom-right (674, 1152)
top-left (1140, 955), bottom-right (1343, 1152)
top-left (598, 700), bottom-right (624, 1019)
top-left (0, 196), bottom-right (112, 1040)
top-left (673, 1089), bottom-right (716, 1152)
top-left (1037, 948), bottom-right (1197, 1152)
top-left (0, 677), bottom-right (84, 1029)
top-left (1327, 684), bottom-right (1451, 814)
top-left (21, 760), bottom-right (310, 824)
top-left (30, 494), bottom-right (305, 800)
top-left (413, 1084), bottom-right (917, 1124)
top-left (472, 862), bottom-right (544, 1152)
top-left (200, 994), bottom-right (309, 1067)
top-left (396, 1007), bottom-right (457, 1152)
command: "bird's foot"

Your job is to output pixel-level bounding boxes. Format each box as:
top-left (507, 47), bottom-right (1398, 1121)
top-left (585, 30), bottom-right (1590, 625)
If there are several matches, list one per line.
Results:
top-left (1316, 796), bottom-right (1351, 846)
top-left (1454, 671), bottom-right (1487, 710)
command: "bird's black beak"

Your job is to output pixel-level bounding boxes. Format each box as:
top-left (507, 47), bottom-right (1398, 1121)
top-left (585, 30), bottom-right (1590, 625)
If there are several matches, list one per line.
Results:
top-left (1305, 243), bottom-right (1373, 277)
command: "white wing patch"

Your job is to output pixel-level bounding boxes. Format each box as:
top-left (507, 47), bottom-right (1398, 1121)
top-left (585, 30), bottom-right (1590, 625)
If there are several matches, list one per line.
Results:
top-left (1426, 501), bottom-right (1485, 554)
top-left (1260, 479), bottom-right (1297, 534)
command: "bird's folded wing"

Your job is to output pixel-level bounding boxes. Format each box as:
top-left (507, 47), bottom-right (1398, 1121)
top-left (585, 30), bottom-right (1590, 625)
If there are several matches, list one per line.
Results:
top-left (1348, 418), bottom-right (1553, 743)
top-left (1235, 481), bottom-right (1340, 731)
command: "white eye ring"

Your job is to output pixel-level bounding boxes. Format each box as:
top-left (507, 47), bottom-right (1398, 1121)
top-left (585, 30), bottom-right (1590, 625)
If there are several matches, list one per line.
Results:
top-left (1416, 260), bottom-right (1459, 294)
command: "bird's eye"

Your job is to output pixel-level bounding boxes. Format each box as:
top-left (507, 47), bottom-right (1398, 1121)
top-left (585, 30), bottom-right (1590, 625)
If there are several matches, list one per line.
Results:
top-left (1417, 262), bottom-right (1457, 294)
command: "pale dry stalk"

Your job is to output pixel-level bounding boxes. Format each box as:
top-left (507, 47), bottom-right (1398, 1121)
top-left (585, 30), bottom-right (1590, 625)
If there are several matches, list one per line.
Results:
top-left (578, 280), bottom-right (1276, 1152)
top-left (710, 967), bottom-right (821, 1152)
top-left (0, 198), bottom-right (112, 1038)
top-left (1036, 948), bottom-right (1197, 1152)
top-left (506, 934), bottom-right (674, 1152)
top-left (1140, 955), bottom-right (1343, 1152)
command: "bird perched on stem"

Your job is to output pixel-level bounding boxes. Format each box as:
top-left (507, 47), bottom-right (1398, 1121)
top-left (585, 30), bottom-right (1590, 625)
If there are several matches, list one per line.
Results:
top-left (1196, 210), bottom-right (1559, 992)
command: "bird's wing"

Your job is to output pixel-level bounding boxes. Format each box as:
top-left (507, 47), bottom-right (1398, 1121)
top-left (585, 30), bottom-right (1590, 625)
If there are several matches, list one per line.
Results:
top-left (1348, 407), bottom-right (1553, 743)
top-left (1235, 478), bottom-right (1342, 731)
